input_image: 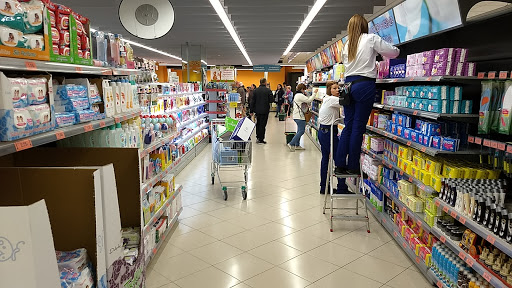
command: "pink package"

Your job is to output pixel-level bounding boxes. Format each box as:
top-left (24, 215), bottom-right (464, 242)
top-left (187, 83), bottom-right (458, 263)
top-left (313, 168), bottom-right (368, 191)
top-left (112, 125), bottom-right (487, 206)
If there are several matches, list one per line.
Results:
top-left (422, 50), bottom-right (435, 64)
top-left (371, 138), bottom-right (385, 152)
top-left (422, 64), bottom-right (433, 77)
top-left (455, 48), bottom-right (468, 63)
top-left (455, 62), bottom-right (466, 76)
top-left (59, 30), bottom-right (70, 46)
top-left (434, 48), bottom-right (455, 63)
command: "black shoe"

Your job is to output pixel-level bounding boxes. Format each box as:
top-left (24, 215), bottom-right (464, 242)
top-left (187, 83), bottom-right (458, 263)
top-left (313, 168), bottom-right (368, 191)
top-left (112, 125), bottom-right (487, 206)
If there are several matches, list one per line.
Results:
top-left (257, 140), bottom-right (267, 144)
top-left (261, 140), bottom-right (267, 144)
top-left (334, 167), bottom-right (348, 175)
top-left (347, 169), bottom-right (361, 175)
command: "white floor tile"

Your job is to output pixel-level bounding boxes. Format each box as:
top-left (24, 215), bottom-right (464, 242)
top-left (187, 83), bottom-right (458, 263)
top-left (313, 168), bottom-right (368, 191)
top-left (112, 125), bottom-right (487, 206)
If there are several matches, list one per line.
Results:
top-left (333, 231), bottom-right (388, 253)
top-left (368, 241), bottom-right (414, 268)
top-left (244, 267), bottom-right (310, 288)
top-left (189, 241), bottom-right (243, 265)
top-left (306, 268), bottom-right (383, 288)
top-left (199, 221), bottom-right (246, 240)
top-left (278, 230), bottom-right (329, 252)
top-left (146, 268), bottom-right (172, 288)
top-left (174, 267), bottom-right (239, 288)
top-left (385, 268), bottom-right (433, 288)
top-left (167, 230), bottom-right (217, 251)
top-left (307, 242), bottom-right (364, 267)
top-left (207, 206), bottom-right (249, 220)
top-left (153, 252), bottom-right (210, 281)
top-left (215, 253), bottom-right (274, 281)
top-left (180, 214), bottom-right (223, 229)
top-left (279, 254), bottom-right (339, 282)
top-left (248, 241), bottom-right (303, 265)
top-left (344, 255), bottom-right (407, 283)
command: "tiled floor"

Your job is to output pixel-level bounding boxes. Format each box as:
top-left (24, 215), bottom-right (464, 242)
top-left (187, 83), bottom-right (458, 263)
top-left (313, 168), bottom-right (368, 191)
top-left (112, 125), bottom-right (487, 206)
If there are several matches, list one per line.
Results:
top-left (146, 117), bottom-right (433, 288)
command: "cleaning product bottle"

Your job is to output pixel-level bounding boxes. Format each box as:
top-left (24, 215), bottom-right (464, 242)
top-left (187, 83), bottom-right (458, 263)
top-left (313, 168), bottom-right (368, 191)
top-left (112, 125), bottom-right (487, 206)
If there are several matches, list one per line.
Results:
top-left (108, 125), bottom-right (117, 147)
top-left (112, 80), bottom-right (122, 115)
top-left (116, 123), bottom-right (127, 148)
top-left (120, 78), bottom-right (127, 113)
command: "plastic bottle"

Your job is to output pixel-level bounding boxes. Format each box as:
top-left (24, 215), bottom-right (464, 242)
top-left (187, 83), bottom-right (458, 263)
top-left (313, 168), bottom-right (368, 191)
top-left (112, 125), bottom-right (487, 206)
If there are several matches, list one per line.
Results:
top-left (116, 123), bottom-right (127, 148)
top-left (112, 80), bottom-right (122, 115)
top-left (108, 125), bottom-right (117, 147)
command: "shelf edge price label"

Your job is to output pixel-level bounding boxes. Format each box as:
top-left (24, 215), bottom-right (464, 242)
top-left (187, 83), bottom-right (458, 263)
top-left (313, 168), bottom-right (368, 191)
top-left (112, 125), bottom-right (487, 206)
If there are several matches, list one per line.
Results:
top-left (399, 170), bottom-right (404, 176)
top-left (402, 242), bottom-right (407, 249)
top-left (426, 76), bottom-right (433, 81)
top-left (386, 192), bottom-right (390, 197)
top-left (408, 176), bottom-right (413, 182)
top-left (84, 124), bottom-right (94, 132)
top-left (406, 141), bottom-right (411, 146)
top-left (55, 131), bottom-right (65, 140)
top-left (499, 71), bottom-right (508, 79)
top-left (474, 137), bottom-right (482, 145)
top-left (14, 139), bottom-right (33, 151)
top-left (390, 106), bottom-right (394, 111)
top-left (435, 199), bottom-right (441, 207)
top-left (508, 145), bottom-right (512, 154)
top-left (440, 236), bottom-right (446, 243)
top-left (468, 136), bottom-right (474, 143)
top-left (415, 257), bottom-right (421, 264)
top-left (483, 139), bottom-right (491, 147)
top-left (437, 280), bottom-right (443, 288)
top-left (465, 257), bottom-right (474, 267)
top-left (421, 147), bottom-right (427, 152)
top-left (413, 110), bottom-right (418, 116)
top-left (491, 141), bottom-right (498, 149)
top-left (450, 211), bottom-right (457, 218)
top-left (459, 217), bottom-right (466, 225)
top-left (486, 235), bottom-right (496, 245)
top-left (417, 221), bottom-right (422, 227)
top-left (394, 231), bottom-right (398, 237)
top-left (483, 271), bottom-right (492, 282)
top-left (443, 206), bottom-right (449, 213)
top-left (99, 121), bottom-right (106, 128)
top-left (393, 136), bottom-right (397, 140)
top-left (498, 142), bottom-right (506, 151)
top-left (25, 61), bottom-right (37, 70)
top-left (488, 71), bottom-right (496, 79)
top-left (458, 251), bottom-right (466, 261)
top-left (75, 67), bottom-right (83, 73)
top-left (382, 218), bottom-right (386, 224)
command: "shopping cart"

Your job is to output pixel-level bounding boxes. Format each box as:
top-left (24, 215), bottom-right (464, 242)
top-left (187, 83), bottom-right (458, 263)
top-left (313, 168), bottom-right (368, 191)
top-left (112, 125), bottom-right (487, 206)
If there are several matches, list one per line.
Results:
top-left (322, 118), bottom-right (371, 233)
top-left (210, 119), bottom-right (253, 200)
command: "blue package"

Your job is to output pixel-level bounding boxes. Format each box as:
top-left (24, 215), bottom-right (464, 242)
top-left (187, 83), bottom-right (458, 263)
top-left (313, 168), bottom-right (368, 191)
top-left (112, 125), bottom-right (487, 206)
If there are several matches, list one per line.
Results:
top-left (412, 86), bottom-right (420, 98)
top-left (55, 112), bottom-right (76, 127)
top-left (410, 130), bottom-right (418, 142)
top-left (461, 100), bottom-right (473, 114)
top-left (450, 86), bottom-right (463, 101)
top-left (392, 113), bottom-right (397, 124)
top-left (450, 100), bottom-right (460, 114)
top-left (423, 135), bottom-right (431, 146)
top-left (56, 85), bottom-right (88, 100)
top-left (391, 123), bottom-right (397, 134)
top-left (418, 133), bottom-right (424, 144)
top-left (420, 86), bottom-right (429, 99)
top-left (75, 109), bottom-right (96, 123)
top-left (427, 99), bottom-right (449, 113)
top-left (432, 136), bottom-right (442, 149)
top-left (415, 119), bottom-right (423, 131)
top-left (55, 98), bottom-right (90, 112)
top-left (427, 86), bottom-right (440, 100)
top-left (403, 128), bottom-right (411, 140)
top-left (9, 78), bottom-right (28, 108)
top-left (441, 137), bottom-right (459, 152)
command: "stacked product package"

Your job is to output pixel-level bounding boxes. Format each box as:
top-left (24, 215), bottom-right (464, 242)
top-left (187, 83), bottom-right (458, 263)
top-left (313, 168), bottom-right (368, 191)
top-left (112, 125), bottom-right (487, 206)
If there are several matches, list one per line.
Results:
top-left (382, 85), bottom-right (473, 114)
top-left (0, 0), bottom-right (44, 50)
top-left (56, 248), bottom-right (95, 288)
top-left (122, 227), bottom-right (140, 265)
top-left (406, 48), bottom-right (476, 77)
top-left (480, 81), bottom-right (512, 135)
top-left (54, 84), bottom-right (104, 127)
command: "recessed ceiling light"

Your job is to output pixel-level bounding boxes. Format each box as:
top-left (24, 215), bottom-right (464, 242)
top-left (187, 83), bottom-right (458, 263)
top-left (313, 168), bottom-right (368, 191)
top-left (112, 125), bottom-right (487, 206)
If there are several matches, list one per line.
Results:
top-left (283, 0), bottom-right (327, 55)
top-left (209, 0), bottom-right (253, 65)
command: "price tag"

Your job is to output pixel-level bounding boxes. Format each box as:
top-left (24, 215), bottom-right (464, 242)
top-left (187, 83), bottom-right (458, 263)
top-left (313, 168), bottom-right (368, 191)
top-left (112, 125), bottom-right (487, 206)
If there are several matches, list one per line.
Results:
top-left (410, 77), bottom-right (415, 81)
top-left (491, 141), bottom-right (498, 149)
top-left (409, 177), bottom-right (413, 182)
top-left (421, 147), bottom-right (427, 152)
top-left (123, 115), bottom-right (128, 121)
top-left (459, 217), bottom-right (466, 225)
top-left (465, 257), bottom-right (474, 267)
top-left (406, 141), bottom-right (411, 146)
top-left (483, 271), bottom-right (492, 282)
top-left (477, 72), bottom-right (485, 79)
top-left (75, 67), bottom-right (83, 73)
top-left (402, 242), bottom-right (407, 249)
top-left (372, 154), bottom-right (376, 159)
top-left (499, 71), bottom-right (508, 79)
top-left (400, 171), bottom-right (404, 176)
top-left (386, 192), bottom-right (390, 197)
top-left (426, 77), bottom-right (433, 81)
top-left (468, 136), bottom-right (474, 143)
top-left (402, 207), bottom-right (407, 213)
top-left (393, 136), bottom-right (398, 140)
top-left (450, 211), bottom-right (457, 218)
top-left (152, 248), bottom-right (157, 254)
top-left (474, 137), bottom-right (482, 145)
top-left (508, 145), bottom-right (512, 154)
top-left (458, 251), bottom-right (466, 261)
top-left (115, 117), bottom-right (120, 123)
top-left (102, 70), bottom-right (112, 75)
top-left (443, 206), bottom-right (449, 213)
top-left (25, 61), bottom-right (37, 70)
top-left (420, 184), bottom-right (425, 190)
top-left (488, 72), bottom-right (496, 79)
top-left (55, 131), bottom-right (65, 140)
top-left (392, 79), bottom-right (398, 83)
top-left (416, 257), bottom-right (421, 264)
top-left (483, 139), bottom-right (491, 147)
top-left (84, 124), bottom-right (93, 132)
top-left (388, 164), bottom-right (392, 169)
top-left (486, 235), bottom-right (496, 245)
top-left (498, 142), bottom-right (506, 151)
top-left (437, 280), bottom-right (443, 288)
top-left (382, 218), bottom-right (387, 224)
top-left (413, 111), bottom-right (418, 116)
top-left (394, 231), bottom-right (398, 237)
top-left (435, 200), bottom-right (440, 207)
top-left (99, 121), bottom-right (106, 128)
top-left (440, 236), bottom-right (446, 243)
top-left (14, 139), bottom-right (33, 151)
top-left (390, 107), bottom-right (394, 111)
top-left (417, 221), bottom-right (422, 227)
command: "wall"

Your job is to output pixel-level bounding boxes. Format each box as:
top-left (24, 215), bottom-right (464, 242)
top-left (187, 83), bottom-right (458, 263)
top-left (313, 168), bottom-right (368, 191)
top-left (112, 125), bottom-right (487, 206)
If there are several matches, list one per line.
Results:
top-left (155, 63), bottom-right (168, 83)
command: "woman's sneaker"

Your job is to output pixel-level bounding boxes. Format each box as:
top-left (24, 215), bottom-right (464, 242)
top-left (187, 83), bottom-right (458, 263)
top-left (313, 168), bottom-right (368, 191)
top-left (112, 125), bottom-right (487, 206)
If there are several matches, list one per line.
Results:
top-left (295, 146), bottom-right (305, 150)
top-left (287, 144), bottom-right (295, 152)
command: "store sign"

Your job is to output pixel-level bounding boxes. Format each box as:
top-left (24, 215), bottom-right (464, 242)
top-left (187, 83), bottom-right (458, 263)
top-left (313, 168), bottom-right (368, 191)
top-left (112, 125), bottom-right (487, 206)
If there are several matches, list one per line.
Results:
top-left (253, 65), bottom-right (282, 72)
top-left (220, 66), bottom-right (235, 81)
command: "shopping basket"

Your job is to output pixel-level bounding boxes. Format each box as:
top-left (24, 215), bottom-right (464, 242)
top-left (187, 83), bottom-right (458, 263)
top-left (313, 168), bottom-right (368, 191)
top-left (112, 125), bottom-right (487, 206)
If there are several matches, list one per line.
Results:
top-left (284, 104), bottom-right (296, 144)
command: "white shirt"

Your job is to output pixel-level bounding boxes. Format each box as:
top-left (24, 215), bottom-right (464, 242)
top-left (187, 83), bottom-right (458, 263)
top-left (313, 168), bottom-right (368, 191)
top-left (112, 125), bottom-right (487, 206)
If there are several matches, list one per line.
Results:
top-left (342, 33), bottom-right (400, 79)
top-left (319, 96), bottom-right (342, 125)
top-left (292, 93), bottom-right (315, 120)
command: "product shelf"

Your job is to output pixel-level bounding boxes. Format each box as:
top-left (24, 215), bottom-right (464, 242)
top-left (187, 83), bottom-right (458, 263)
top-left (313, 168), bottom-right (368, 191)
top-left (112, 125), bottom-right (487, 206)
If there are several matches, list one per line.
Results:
top-left (305, 127), bottom-right (321, 151)
top-left (0, 56), bottom-right (144, 76)
top-left (141, 156), bottom-right (186, 193)
top-left (367, 200), bottom-right (433, 281)
top-left (143, 184), bottom-right (183, 235)
top-left (434, 198), bottom-right (512, 258)
top-left (157, 91), bottom-right (204, 97)
top-left (177, 113), bottom-right (208, 129)
top-left (361, 147), bottom-right (435, 194)
top-left (206, 89), bottom-right (227, 92)
top-left (145, 207), bottom-right (183, 266)
top-left (368, 178), bottom-right (432, 234)
top-left (176, 123), bottom-right (209, 146)
top-left (140, 132), bottom-right (180, 158)
top-left (376, 76), bottom-right (481, 84)
top-left (0, 109), bottom-right (141, 157)
top-left (467, 135), bottom-right (512, 153)
top-left (430, 227), bottom-right (509, 288)
top-left (373, 103), bottom-right (478, 122)
top-left (366, 125), bottom-right (482, 156)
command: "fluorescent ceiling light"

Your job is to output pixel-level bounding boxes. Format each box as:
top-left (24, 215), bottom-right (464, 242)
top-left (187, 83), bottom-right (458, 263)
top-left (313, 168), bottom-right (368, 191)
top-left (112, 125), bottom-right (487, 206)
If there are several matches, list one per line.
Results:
top-left (283, 0), bottom-right (327, 55)
top-left (242, 64), bottom-right (252, 66)
top-left (201, 60), bottom-right (208, 65)
top-left (123, 39), bottom-right (182, 61)
top-left (209, 0), bottom-right (253, 66)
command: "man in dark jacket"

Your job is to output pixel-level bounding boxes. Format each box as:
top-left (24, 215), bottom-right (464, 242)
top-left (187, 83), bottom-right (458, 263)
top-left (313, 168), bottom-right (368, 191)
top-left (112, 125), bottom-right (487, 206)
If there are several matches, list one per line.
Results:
top-left (250, 78), bottom-right (273, 144)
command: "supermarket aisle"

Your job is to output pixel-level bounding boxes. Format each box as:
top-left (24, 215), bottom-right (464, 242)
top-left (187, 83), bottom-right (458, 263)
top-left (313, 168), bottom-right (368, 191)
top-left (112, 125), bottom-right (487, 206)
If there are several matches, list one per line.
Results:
top-left (146, 117), bottom-right (432, 288)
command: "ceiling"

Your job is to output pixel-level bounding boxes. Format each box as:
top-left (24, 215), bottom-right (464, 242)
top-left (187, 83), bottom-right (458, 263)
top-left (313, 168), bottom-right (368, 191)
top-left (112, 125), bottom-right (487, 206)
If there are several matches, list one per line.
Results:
top-left (57, 0), bottom-right (388, 65)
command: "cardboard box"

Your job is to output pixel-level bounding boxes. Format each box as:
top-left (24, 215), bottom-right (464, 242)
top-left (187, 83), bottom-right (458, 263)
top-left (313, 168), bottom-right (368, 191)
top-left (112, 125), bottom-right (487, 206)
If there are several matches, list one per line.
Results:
top-left (0, 199), bottom-right (60, 288)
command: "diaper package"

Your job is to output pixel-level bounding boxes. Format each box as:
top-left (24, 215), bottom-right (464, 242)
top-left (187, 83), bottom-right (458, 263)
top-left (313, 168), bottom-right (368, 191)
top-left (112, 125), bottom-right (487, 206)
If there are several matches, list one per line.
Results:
top-left (9, 77), bottom-right (27, 108)
top-left (26, 103), bottom-right (50, 125)
top-left (27, 77), bottom-right (47, 105)
top-left (0, 25), bottom-right (25, 47)
top-left (20, 0), bottom-right (43, 34)
top-left (55, 84), bottom-right (88, 100)
top-left (12, 107), bottom-right (33, 129)
top-left (75, 109), bottom-right (95, 123)
top-left (0, 0), bottom-right (25, 31)
top-left (24, 33), bottom-right (43, 50)
top-left (56, 248), bottom-right (95, 288)
top-left (55, 97), bottom-right (90, 112)
top-left (55, 111), bottom-right (75, 127)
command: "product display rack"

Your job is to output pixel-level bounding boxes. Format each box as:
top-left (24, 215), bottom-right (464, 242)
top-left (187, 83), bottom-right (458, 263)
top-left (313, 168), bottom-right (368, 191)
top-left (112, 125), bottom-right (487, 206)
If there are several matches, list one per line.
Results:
top-left (431, 227), bottom-right (509, 288)
top-left (177, 113), bottom-right (208, 129)
top-left (305, 125), bottom-right (321, 151)
top-left (375, 76), bottom-right (481, 84)
top-left (145, 207), bottom-right (183, 266)
top-left (140, 132), bottom-right (180, 158)
top-left (366, 125), bottom-right (482, 156)
top-left (434, 198), bottom-right (512, 259)
top-left (0, 109), bottom-right (141, 157)
top-left (0, 56), bottom-right (141, 76)
top-left (157, 91), bottom-right (205, 98)
top-left (373, 103), bottom-right (479, 122)
top-left (176, 123), bottom-right (209, 147)
top-left (361, 147), bottom-right (435, 194)
top-left (143, 185), bottom-right (183, 235)
top-left (467, 135), bottom-right (512, 153)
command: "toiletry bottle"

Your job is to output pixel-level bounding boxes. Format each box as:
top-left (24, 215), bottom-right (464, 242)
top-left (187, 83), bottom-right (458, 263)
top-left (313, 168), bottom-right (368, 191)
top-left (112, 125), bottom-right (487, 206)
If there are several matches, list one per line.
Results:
top-left (109, 125), bottom-right (117, 147)
top-left (112, 80), bottom-right (122, 115)
top-left (494, 206), bottom-right (502, 234)
top-left (499, 209), bottom-right (508, 239)
top-left (488, 203), bottom-right (497, 230)
top-left (507, 213), bottom-right (512, 243)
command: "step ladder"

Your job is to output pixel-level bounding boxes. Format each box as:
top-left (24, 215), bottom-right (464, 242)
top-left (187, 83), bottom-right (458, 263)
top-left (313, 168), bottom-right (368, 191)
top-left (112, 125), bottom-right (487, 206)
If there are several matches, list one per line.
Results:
top-left (322, 119), bottom-right (371, 233)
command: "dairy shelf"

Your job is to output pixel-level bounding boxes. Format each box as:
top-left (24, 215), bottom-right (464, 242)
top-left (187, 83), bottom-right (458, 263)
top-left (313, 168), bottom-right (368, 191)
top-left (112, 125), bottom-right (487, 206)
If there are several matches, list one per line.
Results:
top-left (431, 227), bottom-right (509, 288)
top-left (361, 147), bottom-right (435, 194)
top-left (0, 109), bottom-right (141, 157)
top-left (368, 178), bottom-right (432, 234)
top-left (376, 76), bottom-right (481, 84)
top-left (434, 198), bottom-right (512, 258)
top-left (145, 207), bottom-right (183, 266)
top-left (366, 125), bottom-right (482, 156)
top-left (143, 184), bottom-right (183, 235)
top-left (373, 103), bottom-right (478, 122)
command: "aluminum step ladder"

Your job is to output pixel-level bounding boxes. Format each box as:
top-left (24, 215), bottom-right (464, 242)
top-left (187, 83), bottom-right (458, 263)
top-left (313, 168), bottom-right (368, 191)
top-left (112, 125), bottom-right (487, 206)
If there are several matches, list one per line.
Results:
top-left (322, 119), bottom-right (371, 233)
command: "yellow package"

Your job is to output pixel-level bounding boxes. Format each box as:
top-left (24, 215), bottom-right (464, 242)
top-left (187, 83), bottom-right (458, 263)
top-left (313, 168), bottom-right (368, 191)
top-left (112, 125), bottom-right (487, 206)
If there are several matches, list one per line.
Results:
top-left (398, 158), bottom-right (404, 170)
top-left (475, 169), bottom-right (489, 179)
top-left (416, 187), bottom-right (427, 200)
top-left (413, 155), bottom-right (425, 169)
top-left (424, 158), bottom-right (441, 175)
top-left (415, 244), bottom-right (426, 256)
top-left (430, 174), bottom-right (442, 192)
top-left (443, 164), bottom-right (462, 178)
top-left (424, 210), bottom-right (435, 227)
top-left (398, 180), bottom-right (415, 195)
top-left (463, 168), bottom-right (476, 179)
top-left (407, 195), bottom-right (425, 212)
top-left (419, 170), bottom-right (432, 187)
top-left (488, 170), bottom-right (500, 179)
top-left (403, 160), bottom-right (413, 175)
top-left (411, 166), bottom-right (421, 179)
top-left (398, 146), bottom-right (412, 161)
top-left (424, 197), bottom-right (437, 215)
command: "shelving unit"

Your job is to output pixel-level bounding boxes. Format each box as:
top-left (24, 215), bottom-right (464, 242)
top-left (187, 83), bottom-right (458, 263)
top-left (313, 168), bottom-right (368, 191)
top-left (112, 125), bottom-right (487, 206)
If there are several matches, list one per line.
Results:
top-left (366, 125), bottom-right (482, 156)
top-left (467, 135), bottom-right (512, 153)
top-left (140, 132), bottom-right (180, 158)
top-left (361, 147), bottom-right (435, 194)
top-left (143, 185), bottom-right (183, 235)
top-left (430, 227), bottom-right (509, 288)
top-left (177, 113), bottom-right (208, 129)
top-left (0, 109), bottom-right (141, 157)
top-left (176, 123), bottom-right (210, 146)
top-left (375, 76), bottom-right (481, 84)
top-left (305, 126), bottom-right (321, 151)
top-left (434, 198), bottom-right (512, 258)
top-left (145, 207), bottom-right (183, 266)
top-left (373, 103), bottom-right (478, 122)
top-left (157, 91), bottom-right (204, 97)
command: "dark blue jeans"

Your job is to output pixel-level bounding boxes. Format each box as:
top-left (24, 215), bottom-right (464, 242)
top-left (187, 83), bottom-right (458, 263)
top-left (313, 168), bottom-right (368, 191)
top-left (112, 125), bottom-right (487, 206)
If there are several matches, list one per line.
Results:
top-left (319, 125), bottom-right (342, 191)
top-left (289, 119), bottom-right (306, 146)
top-left (276, 104), bottom-right (282, 116)
top-left (335, 76), bottom-right (376, 172)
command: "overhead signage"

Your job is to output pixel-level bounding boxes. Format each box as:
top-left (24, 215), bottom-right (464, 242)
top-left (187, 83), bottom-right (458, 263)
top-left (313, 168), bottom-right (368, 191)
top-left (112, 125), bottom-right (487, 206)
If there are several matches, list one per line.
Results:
top-left (210, 66), bottom-right (235, 82)
top-left (253, 65), bottom-right (282, 72)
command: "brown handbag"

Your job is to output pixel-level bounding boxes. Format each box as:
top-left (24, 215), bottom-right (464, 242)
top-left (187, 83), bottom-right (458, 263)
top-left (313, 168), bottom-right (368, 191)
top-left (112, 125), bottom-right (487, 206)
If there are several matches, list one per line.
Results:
top-left (294, 101), bottom-right (312, 122)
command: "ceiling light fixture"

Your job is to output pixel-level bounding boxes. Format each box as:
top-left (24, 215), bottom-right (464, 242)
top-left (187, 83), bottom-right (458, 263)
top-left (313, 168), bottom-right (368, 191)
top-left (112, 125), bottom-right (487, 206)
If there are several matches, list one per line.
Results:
top-left (209, 0), bottom-right (253, 66)
top-left (283, 0), bottom-right (327, 55)
top-left (201, 60), bottom-right (208, 65)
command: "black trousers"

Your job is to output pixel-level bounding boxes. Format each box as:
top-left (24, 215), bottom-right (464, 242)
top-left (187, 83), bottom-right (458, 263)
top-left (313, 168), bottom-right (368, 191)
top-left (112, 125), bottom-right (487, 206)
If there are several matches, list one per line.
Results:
top-left (255, 113), bottom-right (269, 141)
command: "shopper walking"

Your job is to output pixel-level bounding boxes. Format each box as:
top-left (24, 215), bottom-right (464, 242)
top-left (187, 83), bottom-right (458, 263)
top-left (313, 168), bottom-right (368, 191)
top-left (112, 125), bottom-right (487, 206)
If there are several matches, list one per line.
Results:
top-left (319, 81), bottom-right (344, 194)
top-left (283, 85), bottom-right (293, 116)
top-left (287, 83), bottom-right (315, 151)
top-left (335, 14), bottom-right (399, 177)
top-left (274, 84), bottom-right (285, 117)
top-left (237, 82), bottom-right (246, 107)
top-left (250, 78), bottom-right (273, 144)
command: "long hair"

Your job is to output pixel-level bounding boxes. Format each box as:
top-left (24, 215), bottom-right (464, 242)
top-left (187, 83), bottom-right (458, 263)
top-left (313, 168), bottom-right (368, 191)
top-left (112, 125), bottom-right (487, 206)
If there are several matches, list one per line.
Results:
top-left (347, 14), bottom-right (369, 62)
